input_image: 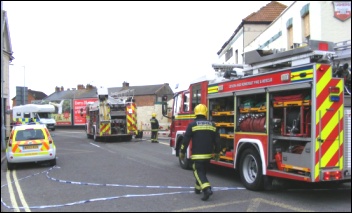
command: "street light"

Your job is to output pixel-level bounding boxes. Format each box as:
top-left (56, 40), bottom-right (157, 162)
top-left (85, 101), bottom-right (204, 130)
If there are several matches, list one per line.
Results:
top-left (22, 65), bottom-right (25, 105)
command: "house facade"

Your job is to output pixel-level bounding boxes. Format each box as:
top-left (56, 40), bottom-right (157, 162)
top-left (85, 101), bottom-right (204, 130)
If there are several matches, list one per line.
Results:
top-left (216, 1), bottom-right (350, 66)
top-left (1, 9), bottom-right (14, 140)
top-left (244, 1), bottom-right (351, 53)
top-left (216, 1), bottom-right (288, 65)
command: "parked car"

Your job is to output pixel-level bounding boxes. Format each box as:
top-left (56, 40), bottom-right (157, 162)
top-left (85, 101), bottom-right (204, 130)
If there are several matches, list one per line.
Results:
top-left (6, 123), bottom-right (57, 170)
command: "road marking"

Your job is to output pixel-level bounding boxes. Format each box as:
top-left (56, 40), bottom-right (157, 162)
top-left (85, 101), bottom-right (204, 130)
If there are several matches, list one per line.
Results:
top-left (174, 200), bottom-right (248, 212)
top-left (13, 170), bottom-right (31, 212)
top-left (247, 198), bottom-right (314, 212)
top-left (174, 198), bottom-right (314, 212)
top-left (6, 170), bottom-right (20, 212)
top-left (89, 143), bottom-right (100, 148)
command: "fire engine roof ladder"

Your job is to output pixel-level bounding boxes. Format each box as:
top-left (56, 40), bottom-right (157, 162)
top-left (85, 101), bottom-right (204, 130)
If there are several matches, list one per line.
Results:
top-left (333, 40), bottom-right (351, 60)
top-left (100, 96), bottom-right (110, 122)
top-left (243, 40), bottom-right (336, 75)
top-left (112, 89), bottom-right (135, 104)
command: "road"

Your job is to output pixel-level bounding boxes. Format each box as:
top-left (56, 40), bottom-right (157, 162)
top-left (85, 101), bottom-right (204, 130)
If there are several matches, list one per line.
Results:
top-left (1, 129), bottom-right (351, 212)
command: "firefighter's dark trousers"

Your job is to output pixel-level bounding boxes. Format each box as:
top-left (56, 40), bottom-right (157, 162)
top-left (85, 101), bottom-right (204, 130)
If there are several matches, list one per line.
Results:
top-left (151, 130), bottom-right (158, 143)
top-left (192, 159), bottom-right (211, 190)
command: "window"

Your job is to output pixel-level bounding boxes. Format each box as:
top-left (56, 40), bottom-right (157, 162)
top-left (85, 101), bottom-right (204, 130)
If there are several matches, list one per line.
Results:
top-left (191, 84), bottom-right (202, 111)
top-left (183, 93), bottom-right (190, 112)
top-left (286, 18), bottom-right (293, 49)
top-left (225, 48), bottom-right (233, 62)
top-left (301, 4), bottom-right (310, 43)
top-left (235, 49), bottom-right (238, 64)
top-left (287, 26), bottom-right (293, 49)
top-left (302, 13), bottom-right (310, 42)
top-left (173, 93), bottom-right (183, 115)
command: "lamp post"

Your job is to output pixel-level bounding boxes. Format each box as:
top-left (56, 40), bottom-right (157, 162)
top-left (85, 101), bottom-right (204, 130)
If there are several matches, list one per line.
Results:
top-left (22, 65), bottom-right (25, 105)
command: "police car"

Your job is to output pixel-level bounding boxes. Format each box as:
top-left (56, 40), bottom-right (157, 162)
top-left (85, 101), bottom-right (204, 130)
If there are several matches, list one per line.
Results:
top-left (6, 123), bottom-right (57, 170)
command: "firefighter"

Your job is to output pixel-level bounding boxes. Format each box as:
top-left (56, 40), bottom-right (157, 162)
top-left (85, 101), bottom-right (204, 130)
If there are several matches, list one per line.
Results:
top-left (335, 63), bottom-right (351, 93)
top-left (179, 104), bottom-right (220, 201)
top-left (150, 112), bottom-right (159, 143)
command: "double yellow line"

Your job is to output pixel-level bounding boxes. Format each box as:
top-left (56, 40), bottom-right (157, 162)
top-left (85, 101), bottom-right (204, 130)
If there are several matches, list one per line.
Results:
top-left (6, 169), bottom-right (31, 212)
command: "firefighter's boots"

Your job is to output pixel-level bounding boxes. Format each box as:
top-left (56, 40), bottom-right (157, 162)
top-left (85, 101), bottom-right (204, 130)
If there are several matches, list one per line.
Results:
top-left (201, 187), bottom-right (213, 201)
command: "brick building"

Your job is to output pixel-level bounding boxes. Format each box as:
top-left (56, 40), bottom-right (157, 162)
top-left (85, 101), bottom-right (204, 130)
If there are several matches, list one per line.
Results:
top-left (11, 89), bottom-right (48, 107)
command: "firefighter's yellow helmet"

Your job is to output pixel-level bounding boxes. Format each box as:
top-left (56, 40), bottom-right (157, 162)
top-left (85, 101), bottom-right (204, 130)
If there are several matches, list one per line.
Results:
top-left (152, 112), bottom-right (156, 117)
top-left (194, 104), bottom-right (207, 116)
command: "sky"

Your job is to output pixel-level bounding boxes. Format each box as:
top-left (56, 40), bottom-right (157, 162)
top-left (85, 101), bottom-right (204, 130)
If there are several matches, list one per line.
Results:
top-left (3, 1), bottom-right (292, 106)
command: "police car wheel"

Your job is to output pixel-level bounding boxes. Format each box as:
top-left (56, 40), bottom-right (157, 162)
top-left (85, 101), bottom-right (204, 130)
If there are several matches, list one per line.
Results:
top-left (50, 158), bottom-right (56, 167)
top-left (7, 161), bottom-right (15, 171)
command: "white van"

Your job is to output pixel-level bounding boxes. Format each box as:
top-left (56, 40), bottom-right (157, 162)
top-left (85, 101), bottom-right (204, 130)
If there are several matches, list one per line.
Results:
top-left (12, 104), bottom-right (57, 131)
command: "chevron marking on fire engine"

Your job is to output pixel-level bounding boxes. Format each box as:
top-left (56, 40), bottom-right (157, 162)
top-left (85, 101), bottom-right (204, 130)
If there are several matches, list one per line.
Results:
top-left (208, 85), bottom-right (218, 94)
top-left (290, 66), bottom-right (313, 82)
top-left (314, 64), bottom-right (344, 181)
top-left (127, 103), bottom-right (138, 133)
top-left (100, 123), bottom-right (111, 136)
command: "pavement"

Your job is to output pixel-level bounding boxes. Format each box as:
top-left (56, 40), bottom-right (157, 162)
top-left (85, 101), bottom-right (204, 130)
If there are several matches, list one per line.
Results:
top-left (1, 149), bottom-right (5, 165)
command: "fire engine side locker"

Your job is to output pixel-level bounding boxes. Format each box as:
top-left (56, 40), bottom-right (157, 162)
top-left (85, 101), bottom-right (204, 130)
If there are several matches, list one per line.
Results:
top-left (269, 80), bottom-right (313, 175)
top-left (268, 63), bottom-right (347, 182)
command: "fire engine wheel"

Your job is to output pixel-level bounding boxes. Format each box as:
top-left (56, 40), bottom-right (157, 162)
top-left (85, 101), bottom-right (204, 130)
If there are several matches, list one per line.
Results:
top-left (93, 130), bottom-right (98, 141)
top-left (239, 148), bottom-right (264, 191)
top-left (178, 149), bottom-right (192, 170)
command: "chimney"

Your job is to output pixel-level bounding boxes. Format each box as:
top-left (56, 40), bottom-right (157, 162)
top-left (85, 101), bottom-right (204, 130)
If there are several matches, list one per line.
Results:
top-left (55, 86), bottom-right (60, 92)
top-left (77, 84), bottom-right (85, 90)
top-left (86, 84), bottom-right (93, 89)
top-left (122, 81), bottom-right (129, 89)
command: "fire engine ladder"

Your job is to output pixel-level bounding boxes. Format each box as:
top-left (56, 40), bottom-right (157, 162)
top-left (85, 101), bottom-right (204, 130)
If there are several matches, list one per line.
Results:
top-left (333, 40), bottom-right (351, 95)
top-left (113, 89), bottom-right (135, 104)
top-left (333, 40), bottom-right (351, 60)
top-left (100, 97), bottom-right (110, 121)
top-left (243, 40), bottom-right (336, 75)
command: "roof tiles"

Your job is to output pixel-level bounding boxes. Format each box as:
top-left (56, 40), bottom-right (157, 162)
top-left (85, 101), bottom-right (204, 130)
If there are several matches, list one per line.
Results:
top-left (244, 1), bottom-right (287, 22)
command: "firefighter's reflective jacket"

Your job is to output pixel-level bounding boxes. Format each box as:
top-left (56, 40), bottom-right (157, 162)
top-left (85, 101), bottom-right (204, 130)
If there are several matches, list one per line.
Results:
top-left (180, 117), bottom-right (220, 160)
top-left (150, 117), bottom-right (159, 131)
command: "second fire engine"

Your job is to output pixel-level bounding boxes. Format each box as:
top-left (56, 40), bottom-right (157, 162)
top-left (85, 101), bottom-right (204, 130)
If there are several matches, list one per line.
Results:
top-left (85, 87), bottom-right (142, 142)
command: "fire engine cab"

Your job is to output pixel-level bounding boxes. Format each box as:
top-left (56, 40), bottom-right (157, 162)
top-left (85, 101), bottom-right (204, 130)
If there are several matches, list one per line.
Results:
top-left (162, 40), bottom-right (351, 191)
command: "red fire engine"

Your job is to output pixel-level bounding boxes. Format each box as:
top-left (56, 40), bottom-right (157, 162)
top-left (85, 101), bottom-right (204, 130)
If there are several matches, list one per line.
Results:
top-left (162, 40), bottom-right (351, 190)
